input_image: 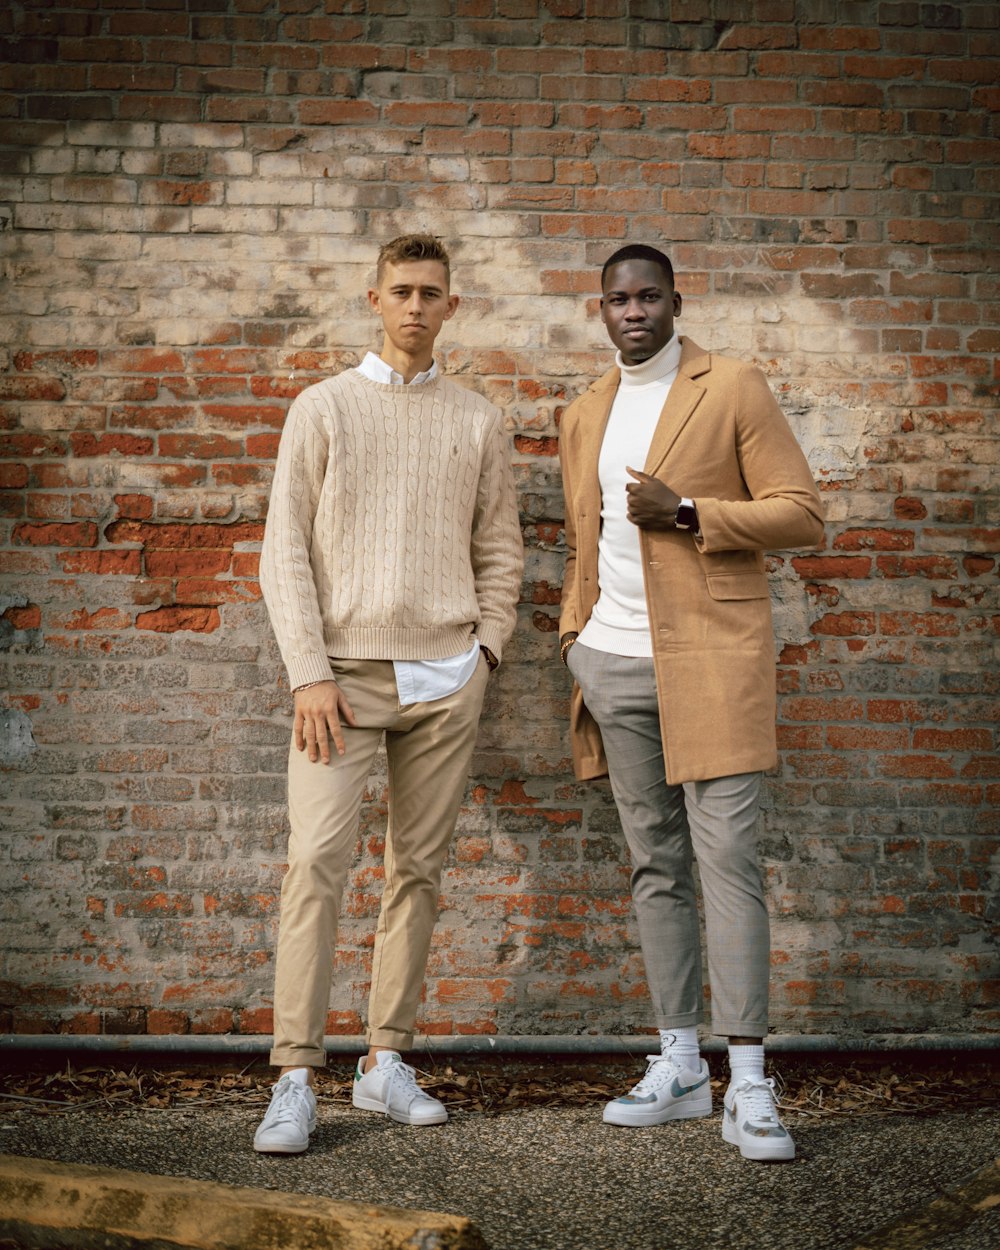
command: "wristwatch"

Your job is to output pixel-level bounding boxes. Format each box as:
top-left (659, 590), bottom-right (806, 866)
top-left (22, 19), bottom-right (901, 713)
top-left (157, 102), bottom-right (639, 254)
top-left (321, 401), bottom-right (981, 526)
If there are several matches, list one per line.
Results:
top-left (674, 498), bottom-right (698, 531)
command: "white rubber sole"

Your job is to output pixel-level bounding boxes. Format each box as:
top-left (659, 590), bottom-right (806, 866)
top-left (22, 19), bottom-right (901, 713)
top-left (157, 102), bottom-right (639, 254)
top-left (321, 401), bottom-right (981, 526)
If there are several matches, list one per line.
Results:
top-left (602, 1094), bottom-right (712, 1127)
top-left (722, 1115), bottom-right (796, 1161)
top-left (253, 1117), bottom-right (316, 1154)
top-left (352, 1092), bottom-right (448, 1125)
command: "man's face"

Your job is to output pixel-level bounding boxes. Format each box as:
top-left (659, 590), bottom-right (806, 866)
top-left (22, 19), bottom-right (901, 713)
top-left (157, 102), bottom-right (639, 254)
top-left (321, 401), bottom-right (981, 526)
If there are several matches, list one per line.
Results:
top-left (368, 259), bottom-right (458, 359)
top-left (600, 259), bottom-right (682, 365)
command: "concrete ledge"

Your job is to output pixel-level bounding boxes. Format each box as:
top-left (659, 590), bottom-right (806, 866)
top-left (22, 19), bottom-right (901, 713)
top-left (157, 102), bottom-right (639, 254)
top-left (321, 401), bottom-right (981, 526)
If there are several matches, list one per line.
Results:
top-left (0, 1153), bottom-right (488, 1250)
top-left (852, 1156), bottom-right (1000, 1249)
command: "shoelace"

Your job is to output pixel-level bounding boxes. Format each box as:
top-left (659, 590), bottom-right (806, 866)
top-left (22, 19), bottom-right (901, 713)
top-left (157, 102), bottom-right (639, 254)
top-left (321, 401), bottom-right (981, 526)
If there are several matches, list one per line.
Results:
top-left (734, 1077), bottom-right (782, 1126)
top-left (382, 1060), bottom-right (428, 1115)
top-left (628, 1053), bottom-right (683, 1097)
top-left (267, 1078), bottom-right (310, 1125)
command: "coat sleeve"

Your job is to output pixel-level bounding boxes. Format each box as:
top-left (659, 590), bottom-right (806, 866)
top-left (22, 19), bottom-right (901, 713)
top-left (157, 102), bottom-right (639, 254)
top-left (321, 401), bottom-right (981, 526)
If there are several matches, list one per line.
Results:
top-left (693, 363), bottom-right (825, 554)
top-left (558, 408), bottom-right (581, 637)
top-left (470, 409), bottom-right (524, 663)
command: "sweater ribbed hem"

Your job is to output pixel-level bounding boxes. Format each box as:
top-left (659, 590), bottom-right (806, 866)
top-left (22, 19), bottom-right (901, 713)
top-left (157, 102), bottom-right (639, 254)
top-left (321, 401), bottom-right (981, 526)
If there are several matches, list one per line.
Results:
top-left (285, 625), bottom-right (511, 690)
top-left (321, 626), bottom-right (479, 663)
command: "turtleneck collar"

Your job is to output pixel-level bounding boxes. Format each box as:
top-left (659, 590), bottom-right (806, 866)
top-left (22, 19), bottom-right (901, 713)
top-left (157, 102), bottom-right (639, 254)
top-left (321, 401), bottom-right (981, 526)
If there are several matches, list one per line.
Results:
top-left (615, 334), bottom-right (682, 388)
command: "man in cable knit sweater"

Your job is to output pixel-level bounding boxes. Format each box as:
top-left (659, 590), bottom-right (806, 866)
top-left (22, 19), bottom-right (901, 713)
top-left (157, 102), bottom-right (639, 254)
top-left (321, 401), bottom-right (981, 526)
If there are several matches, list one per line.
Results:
top-left (559, 244), bottom-right (824, 1162)
top-left (254, 234), bottom-right (523, 1153)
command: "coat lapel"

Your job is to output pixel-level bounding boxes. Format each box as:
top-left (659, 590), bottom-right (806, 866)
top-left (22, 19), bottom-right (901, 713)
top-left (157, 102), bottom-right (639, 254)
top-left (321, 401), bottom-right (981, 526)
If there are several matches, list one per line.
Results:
top-left (643, 337), bottom-right (711, 478)
top-left (573, 369), bottom-right (617, 537)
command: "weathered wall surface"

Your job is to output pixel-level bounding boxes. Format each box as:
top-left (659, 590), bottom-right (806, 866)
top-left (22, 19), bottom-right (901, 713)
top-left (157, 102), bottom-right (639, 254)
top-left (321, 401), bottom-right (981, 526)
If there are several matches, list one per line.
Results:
top-left (1, 1), bottom-right (997, 1042)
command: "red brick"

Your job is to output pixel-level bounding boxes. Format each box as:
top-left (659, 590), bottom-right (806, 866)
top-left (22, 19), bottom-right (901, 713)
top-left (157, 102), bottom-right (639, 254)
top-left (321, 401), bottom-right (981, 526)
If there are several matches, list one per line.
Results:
top-left (71, 433), bottom-right (154, 457)
top-left (135, 606), bottom-right (221, 633)
top-left (173, 579), bottom-right (261, 605)
top-left (147, 1009), bottom-right (190, 1035)
top-left (11, 347), bottom-right (94, 371)
top-left (2, 604), bottom-right (41, 629)
top-left (58, 555), bottom-right (140, 582)
top-left (877, 754), bottom-right (957, 779)
top-left (298, 99), bottom-right (378, 125)
top-left (868, 700), bottom-right (947, 725)
top-left (103, 349), bottom-right (184, 373)
top-left (514, 435), bottom-right (559, 456)
top-left (157, 434), bottom-right (243, 459)
top-left (914, 729), bottom-right (993, 752)
top-left (833, 528), bottom-right (914, 551)
top-left (6, 465), bottom-right (46, 494)
top-left (112, 494), bottom-right (154, 520)
top-left (876, 555), bottom-right (958, 579)
top-left (880, 611), bottom-right (960, 637)
top-left (57, 606), bottom-right (132, 631)
top-left (792, 556), bottom-right (871, 579)
top-left (893, 496), bottom-right (927, 520)
top-left (190, 1008), bottom-right (236, 1035)
top-left (145, 550), bottom-right (233, 578)
top-left (13, 521), bottom-right (98, 547)
top-left (783, 697), bottom-right (865, 721)
top-left (201, 404), bottom-right (285, 428)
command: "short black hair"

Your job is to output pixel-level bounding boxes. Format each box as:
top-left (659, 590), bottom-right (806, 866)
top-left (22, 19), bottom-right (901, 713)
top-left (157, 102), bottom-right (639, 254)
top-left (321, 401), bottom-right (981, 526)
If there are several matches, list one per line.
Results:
top-left (601, 244), bottom-right (674, 291)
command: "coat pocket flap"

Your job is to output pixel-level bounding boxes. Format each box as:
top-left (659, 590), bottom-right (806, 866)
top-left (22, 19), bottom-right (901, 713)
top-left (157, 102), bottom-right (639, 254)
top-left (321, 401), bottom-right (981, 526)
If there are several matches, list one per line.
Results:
top-left (705, 571), bottom-right (769, 601)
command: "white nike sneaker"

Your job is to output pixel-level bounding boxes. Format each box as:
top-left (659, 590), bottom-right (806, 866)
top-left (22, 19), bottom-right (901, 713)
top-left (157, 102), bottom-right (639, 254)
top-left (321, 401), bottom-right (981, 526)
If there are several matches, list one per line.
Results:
top-left (603, 1053), bottom-right (713, 1126)
top-left (253, 1073), bottom-right (317, 1153)
top-left (351, 1051), bottom-right (448, 1125)
top-left (722, 1075), bottom-right (796, 1161)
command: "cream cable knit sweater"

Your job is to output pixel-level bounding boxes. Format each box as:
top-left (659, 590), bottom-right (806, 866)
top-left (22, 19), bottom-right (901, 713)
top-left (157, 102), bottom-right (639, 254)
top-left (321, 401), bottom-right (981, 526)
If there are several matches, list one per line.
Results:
top-left (260, 368), bottom-right (523, 691)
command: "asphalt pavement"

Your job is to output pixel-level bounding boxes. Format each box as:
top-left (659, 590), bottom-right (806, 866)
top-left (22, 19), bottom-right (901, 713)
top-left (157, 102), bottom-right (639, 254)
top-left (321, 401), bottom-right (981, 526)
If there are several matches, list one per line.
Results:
top-left (1, 1058), bottom-right (997, 1250)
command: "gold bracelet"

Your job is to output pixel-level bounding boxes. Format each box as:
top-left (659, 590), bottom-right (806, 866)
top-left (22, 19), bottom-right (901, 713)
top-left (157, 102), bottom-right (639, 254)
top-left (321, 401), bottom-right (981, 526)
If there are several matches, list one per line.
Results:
top-left (560, 636), bottom-right (577, 665)
top-left (293, 679), bottom-right (330, 693)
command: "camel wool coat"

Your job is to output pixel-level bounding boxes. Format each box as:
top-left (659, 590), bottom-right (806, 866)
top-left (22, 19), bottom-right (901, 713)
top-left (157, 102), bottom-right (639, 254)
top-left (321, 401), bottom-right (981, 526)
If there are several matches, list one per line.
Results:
top-left (559, 336), bottom-right (825, 786)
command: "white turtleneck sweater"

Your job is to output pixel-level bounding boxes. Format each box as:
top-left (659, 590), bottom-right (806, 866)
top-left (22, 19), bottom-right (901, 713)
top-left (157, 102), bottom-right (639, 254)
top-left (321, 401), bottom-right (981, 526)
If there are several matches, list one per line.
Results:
top-left (576, 334), bottom-right (682, 658)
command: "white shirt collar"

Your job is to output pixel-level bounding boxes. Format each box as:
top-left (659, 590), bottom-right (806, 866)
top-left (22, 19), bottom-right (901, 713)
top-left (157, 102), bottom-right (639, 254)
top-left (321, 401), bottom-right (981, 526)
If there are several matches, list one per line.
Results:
top-left (358, 351), bottom-right (439, 387)
top-left (615, 334), bottom-right (682, 388)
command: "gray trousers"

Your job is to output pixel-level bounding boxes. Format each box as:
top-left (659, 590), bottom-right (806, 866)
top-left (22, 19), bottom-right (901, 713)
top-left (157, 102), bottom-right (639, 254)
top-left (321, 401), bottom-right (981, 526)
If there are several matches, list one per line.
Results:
top-left (568, 642), bottom-right (770, 1038)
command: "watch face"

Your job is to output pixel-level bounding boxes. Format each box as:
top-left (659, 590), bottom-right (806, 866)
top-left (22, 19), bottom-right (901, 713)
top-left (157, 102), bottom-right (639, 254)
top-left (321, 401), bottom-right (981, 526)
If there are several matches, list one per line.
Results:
top-left (675, 502), bottom-right (697, 529)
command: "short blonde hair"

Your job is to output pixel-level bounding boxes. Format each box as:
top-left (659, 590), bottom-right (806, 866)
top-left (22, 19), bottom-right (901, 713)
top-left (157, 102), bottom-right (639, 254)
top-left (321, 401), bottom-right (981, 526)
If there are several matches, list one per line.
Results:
top-left (376, 234), bottom-right (451, 286)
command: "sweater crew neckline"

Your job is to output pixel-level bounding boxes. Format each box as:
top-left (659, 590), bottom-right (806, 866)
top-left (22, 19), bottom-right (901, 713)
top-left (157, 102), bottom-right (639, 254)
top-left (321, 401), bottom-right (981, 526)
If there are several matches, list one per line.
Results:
top-left (352, 363), bottom-right (444, 392)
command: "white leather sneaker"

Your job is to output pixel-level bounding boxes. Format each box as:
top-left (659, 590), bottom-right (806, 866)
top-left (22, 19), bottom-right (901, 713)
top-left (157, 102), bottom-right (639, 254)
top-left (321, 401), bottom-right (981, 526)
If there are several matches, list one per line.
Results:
top-left (352, 1052), bottom-right (448, 1125)
top-left (253, 1073), bottom-right (317, 1153)
top-left (603, 1053), bottom-right (713, 1126)
top-left (722, 1075), bottom-right (796, 1161)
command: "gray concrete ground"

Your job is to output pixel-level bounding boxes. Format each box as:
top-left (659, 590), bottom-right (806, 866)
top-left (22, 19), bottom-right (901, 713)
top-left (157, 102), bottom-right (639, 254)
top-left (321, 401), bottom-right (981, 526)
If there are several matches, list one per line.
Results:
top-left (1, 1073), bottom-right (997, 1250)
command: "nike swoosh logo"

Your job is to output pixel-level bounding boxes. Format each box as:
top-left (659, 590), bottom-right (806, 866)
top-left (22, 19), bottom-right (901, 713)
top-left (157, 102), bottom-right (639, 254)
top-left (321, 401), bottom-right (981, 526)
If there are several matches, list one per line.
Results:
top-left (671, 1073), bottom-right (709, 1098)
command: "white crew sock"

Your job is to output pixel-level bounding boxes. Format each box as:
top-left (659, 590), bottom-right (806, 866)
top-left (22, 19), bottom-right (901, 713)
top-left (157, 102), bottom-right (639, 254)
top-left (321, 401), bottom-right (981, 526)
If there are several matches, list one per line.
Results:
top-left (659, 1026), bottom-right (701, 1069)
top-left (727, 1044), bottom-right (765, 1088)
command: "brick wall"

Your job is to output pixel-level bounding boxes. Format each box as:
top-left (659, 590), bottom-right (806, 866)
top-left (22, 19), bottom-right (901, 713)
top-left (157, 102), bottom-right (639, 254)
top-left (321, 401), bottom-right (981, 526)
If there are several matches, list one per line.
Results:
top-left (1, 1), bottom-right (997, 1043)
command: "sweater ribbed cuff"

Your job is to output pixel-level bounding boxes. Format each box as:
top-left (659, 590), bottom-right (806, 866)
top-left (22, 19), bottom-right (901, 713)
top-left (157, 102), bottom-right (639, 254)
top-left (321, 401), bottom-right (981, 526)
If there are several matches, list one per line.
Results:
top-left (474, 621), bottom-right (506, 665)
top-left (286, 651), bottom-right (335, 691)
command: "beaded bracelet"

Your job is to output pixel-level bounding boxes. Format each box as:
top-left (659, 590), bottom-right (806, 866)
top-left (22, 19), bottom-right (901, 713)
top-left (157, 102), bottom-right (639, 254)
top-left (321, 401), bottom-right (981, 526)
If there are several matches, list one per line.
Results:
top-left (560, 635), bottom-right (577, 666)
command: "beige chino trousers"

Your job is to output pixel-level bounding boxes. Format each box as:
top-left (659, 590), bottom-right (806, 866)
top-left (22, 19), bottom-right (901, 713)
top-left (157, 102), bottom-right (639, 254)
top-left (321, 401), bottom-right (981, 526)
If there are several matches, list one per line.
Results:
top-left (269, 654), bottom-right (489, 1069)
